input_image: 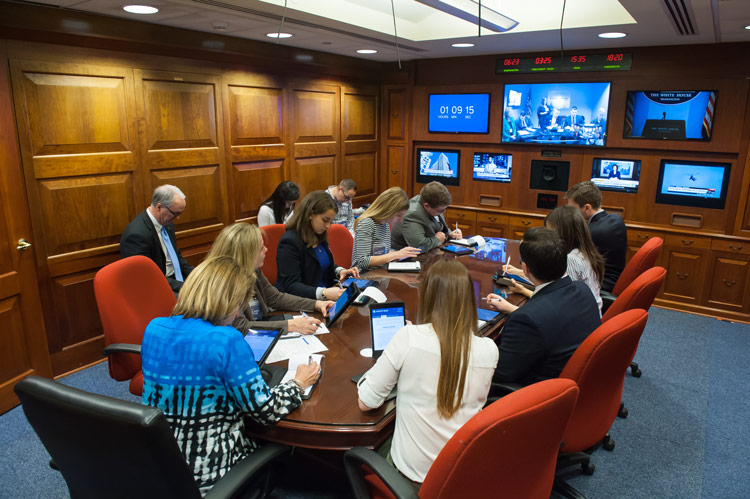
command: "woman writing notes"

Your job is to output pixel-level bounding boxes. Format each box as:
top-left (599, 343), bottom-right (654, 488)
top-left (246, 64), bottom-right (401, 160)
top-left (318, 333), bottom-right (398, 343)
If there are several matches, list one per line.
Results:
top-left (351, 187), bottom-right (421, 272)
top-left (207, 223), bottom-right (334, 334)
top-left (357, 260), bottom-right (499, 483)
top-left (275, 190), bottom-right (360, 301)
top-left (257, 180), bottom-right (300, 227)
top-left (140, 256), bottom-right (319, 494)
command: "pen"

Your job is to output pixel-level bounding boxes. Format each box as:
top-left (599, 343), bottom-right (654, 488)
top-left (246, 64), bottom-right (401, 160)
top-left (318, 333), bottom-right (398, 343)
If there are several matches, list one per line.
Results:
top-left (504, 253), bottom-right (511, 273)
top-left (308, 355), bottom-right (313, 364)
top-left (302, 337), bottom-right (309, 345)
top-left (455, 222), bottom-right (458, 232)
top-left (300, 311), bottom-right (309, 317)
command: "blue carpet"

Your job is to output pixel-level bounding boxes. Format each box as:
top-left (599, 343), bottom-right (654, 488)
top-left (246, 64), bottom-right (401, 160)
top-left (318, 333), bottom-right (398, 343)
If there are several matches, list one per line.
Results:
top-left (2, 307), bottom-right (749, 498)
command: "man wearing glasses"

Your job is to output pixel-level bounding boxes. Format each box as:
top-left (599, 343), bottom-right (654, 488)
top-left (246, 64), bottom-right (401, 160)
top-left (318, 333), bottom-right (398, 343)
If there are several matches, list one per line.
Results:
top-left (120, 184), bottom-right (194, 293)
top-left (326, 179), bottom-right (357, 231)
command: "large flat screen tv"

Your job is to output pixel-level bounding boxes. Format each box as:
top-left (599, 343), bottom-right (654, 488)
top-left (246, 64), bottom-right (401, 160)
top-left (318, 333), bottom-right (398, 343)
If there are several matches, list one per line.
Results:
top-left (501, 82), bottom-right (611, 147)
top-left (655, 159), bottom-right (730, 210)
top-left (590, 158), bottom-right (641, 193)
top-left (472, 153), bottom-right (512, 183)
top-left (416, 148), bottom-right (460, 186)
top-left (428, 93), bottom-right (490, 134)
top-left (624, 91), bottom-right (717, 141)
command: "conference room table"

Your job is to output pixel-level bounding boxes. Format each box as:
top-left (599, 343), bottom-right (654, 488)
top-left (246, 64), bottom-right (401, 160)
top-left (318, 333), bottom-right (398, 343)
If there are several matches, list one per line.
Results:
top-left (255, 237), bottom-right (523, 450)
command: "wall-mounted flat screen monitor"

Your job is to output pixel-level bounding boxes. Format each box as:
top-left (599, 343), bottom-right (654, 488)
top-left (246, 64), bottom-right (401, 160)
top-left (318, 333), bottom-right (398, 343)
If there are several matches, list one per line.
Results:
top-left (472, 153), bottom-right (512, 183)
top-left (501, 82), bottom-right (611, 147)
top-left (428, 93), bottom-right (490, 134)
top-left (416, 148), bottom-right (460, 186)
top-left (623, 91), bottom-right (717, 141)
top-left (655, 159), bottom-right (730, 210)
top-left (590, 158), bottom-right (641, 193)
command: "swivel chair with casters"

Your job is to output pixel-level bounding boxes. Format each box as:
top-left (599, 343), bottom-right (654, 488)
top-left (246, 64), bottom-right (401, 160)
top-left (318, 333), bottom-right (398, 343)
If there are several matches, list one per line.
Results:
top-left (260, 223), bottom-right (286, 284)
top-left (14, 375), bottom-right (290, 499)
top-left (328, 223), bottom-right (354, 269)
top-left (94, 255), bottom-right (176, 396)
top-left (344, 378), bottom-right (580, 499)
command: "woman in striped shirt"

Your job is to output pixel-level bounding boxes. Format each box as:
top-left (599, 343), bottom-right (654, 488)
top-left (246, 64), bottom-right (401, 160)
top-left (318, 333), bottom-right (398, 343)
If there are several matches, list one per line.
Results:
top-left (352, 187), bottom-right (421, 272)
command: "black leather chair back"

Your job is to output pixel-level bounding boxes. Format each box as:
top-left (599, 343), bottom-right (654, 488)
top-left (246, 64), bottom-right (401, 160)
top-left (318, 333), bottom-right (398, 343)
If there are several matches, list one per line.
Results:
top-left (14, 375), bottom-right (201, 499)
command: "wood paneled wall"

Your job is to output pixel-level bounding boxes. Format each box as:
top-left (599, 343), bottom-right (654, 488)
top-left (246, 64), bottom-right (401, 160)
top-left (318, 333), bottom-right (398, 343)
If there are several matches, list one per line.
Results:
top-left (4, 39), bottom-right (379, 377)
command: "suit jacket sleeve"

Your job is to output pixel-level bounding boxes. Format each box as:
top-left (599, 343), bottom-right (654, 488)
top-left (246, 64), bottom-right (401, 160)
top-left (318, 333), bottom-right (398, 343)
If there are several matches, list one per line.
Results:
top-left (233, 303), bottom-right (290, 334)
top-left (120, 214), bottom-right (184, 293)
top-left (494, 311), bottom-right (545, 384)
top-left (275, 233), bottom-right (318, 299)
top-left (400, 212), bottom-right (442, 252)
top-left (258, 271), bottom-right (316, 313)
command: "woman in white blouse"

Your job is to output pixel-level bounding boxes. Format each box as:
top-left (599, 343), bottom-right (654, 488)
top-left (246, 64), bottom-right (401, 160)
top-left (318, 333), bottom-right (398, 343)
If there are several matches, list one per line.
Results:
top-left (351, 187), bottom-right (420, 272)
top-left (357, 260), bottom-right (499, 483)
top-left (257, 181), bottom-right (300, 227)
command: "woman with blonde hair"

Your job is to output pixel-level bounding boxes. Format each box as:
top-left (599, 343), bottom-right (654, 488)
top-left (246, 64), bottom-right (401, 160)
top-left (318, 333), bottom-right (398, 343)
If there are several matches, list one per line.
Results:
top-left (276, 190), bottom-right (360, 301)
top-left (357, 259), bottom-right (498, 483)
top-left (351, 187), bottom-right (421, 272)
top-left (207, 223), bottom-right (334, 334)
top-left (140, 256), bottom-right (319, 494)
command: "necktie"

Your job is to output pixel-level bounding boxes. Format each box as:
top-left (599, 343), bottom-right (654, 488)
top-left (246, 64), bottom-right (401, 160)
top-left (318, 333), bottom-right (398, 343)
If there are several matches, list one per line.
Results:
top-left (160, 226), bottom-right (183, 282)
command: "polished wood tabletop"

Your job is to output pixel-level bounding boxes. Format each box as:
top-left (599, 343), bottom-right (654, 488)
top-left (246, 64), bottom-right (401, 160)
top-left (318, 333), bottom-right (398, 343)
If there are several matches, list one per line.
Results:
top-left (256, 237), bottom-right (522, 450)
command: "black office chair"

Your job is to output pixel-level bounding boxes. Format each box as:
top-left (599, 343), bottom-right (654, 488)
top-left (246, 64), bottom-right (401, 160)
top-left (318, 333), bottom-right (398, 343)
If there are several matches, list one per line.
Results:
top-left (14, 375), bottom-right (290, 499)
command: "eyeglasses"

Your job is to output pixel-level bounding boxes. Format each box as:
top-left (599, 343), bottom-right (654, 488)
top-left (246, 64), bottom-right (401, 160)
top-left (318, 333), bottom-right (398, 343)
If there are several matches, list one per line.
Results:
top-left (163, 205), bottom-right (183, 218)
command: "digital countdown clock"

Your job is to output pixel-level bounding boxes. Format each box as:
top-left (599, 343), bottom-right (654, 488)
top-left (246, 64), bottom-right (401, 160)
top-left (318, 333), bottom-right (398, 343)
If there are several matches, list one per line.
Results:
top-left (496, 53), bottom-right (632, 74)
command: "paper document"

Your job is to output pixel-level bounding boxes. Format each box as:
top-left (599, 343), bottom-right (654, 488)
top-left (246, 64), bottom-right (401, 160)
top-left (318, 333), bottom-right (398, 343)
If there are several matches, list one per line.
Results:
top-left (281, 354), bottom-right (324, 397)
top-left (360, 286), bottom-right (387, 303)
top-left (450, 235), bottom-right (486, 248)
top-left (289, 315), bottom-right (330, 335)
top-left (266, 335), bottom-right (328, 364)
top-left (387, 261), bottom-right (421, 272)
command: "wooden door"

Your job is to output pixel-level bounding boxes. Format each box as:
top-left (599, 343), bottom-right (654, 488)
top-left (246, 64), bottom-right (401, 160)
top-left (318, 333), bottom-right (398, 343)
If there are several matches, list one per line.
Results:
top-left (661, 235), bottom-right (711, 304)
top-left (342, 85), bottom-right (379, 205)
top-left (0, 44), bottom-right (52, 413)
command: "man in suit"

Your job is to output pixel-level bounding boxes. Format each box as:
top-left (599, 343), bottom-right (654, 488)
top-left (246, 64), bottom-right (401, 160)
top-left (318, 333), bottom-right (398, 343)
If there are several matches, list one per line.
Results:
top-left (391, 181), bottom-right (461, 252)
top-left (486, 227), bottom-right (601, 386)
top-left (565, 181), bottom-right (627, 292)
top-left (566, 106), bottom-right (585, 128)
top-left (120, 184), bottom-right (194, 293)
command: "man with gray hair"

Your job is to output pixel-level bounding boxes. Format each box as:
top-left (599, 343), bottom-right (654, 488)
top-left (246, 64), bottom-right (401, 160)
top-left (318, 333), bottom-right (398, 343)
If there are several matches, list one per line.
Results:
top-left (120, 184), bottom-right (194, 293)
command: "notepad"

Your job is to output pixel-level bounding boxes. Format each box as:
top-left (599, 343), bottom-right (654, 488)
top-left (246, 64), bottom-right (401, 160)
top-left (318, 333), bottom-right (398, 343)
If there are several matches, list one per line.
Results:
top-left (281, 353), bottom-right (324, 399)
top-left (450, 235), bottom-right (486, 248)
top-left (266, 334), bottom-right (328, 364)
top-left (387, 261), bottom-right (421, 273)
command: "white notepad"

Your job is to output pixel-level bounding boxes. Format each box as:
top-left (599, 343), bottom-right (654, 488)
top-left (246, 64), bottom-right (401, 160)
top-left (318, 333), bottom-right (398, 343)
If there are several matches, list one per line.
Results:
top-left (387, 261), bottom-right (421, 272)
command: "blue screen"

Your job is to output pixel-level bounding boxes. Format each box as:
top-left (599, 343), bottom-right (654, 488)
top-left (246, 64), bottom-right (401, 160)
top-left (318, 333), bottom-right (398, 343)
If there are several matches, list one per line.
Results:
top-left (473, 153), bottom-right (512, 183)
top-left (429, 93), bottom-right (490, 133)
top-left (477, 308), bottom-right (500, 322)
top-left (244, 329), bottom-right (279, 362)
top-left (329, 285), bottom-right (356, 318)
top-left (418, 149), bottom-right (459, 180)
top-left (502, 82), bottom-right (611, 146)
top-left (659, 162), bottom-right (726, 199)
top-left (590, 158), bottom-right (641, 193)
top-left (624, 91), bottom-right (716, 140)
top-left (371, 305), bottom-right (405, 352)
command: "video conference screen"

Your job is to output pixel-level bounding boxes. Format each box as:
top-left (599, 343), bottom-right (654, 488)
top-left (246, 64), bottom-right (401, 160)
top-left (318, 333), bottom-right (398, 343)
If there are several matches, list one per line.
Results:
top-left (472, 153), bottom-right (512, 183)
top-left (590, 158), bottom-right (641, 194)
top-left (501, 82), bottom-right (611, 147)
top-left (655, 159), bottom-right (730, 210)
top-left (623, 91), bottom-right (717, 141)
top-left (428, 93), bottom-right (490, 134)
top-left (416, 148), bottom-right (460, 186)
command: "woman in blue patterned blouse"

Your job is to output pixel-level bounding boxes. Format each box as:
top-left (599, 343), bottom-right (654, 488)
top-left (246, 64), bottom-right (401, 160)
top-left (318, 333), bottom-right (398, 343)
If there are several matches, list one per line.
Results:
top-left (141, 255), bottom-right (319, 494)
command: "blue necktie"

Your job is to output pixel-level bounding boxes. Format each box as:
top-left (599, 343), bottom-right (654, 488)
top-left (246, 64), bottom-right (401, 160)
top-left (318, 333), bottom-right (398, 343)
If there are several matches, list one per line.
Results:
top-left (161, 226), bottom-right (183, 282)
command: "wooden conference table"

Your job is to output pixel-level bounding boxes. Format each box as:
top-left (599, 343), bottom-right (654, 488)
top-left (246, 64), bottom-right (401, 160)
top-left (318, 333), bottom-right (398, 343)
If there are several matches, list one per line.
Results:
top-left (256, 237), bottom-right (522, 450)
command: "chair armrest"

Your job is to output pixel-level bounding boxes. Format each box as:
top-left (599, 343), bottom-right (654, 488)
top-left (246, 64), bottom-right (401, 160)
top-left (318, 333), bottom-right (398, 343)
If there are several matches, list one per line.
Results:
top-left (344, 447), bottom-right (418, 499)
top-left (205, 442), bottom-right (290, 499)
top-left (600, 290), bottom-right (616, 313)
top-left (489, 382), bottom-right (523, 399)
top-left (102, 343), bottom-right (142, 356)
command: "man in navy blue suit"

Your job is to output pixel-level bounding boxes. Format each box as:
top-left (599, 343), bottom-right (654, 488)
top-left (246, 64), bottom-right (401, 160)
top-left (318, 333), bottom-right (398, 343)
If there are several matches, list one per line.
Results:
top-left (486, 228), bottom-right (601, 386)
top-left (565, 181), bottom-right (627, 292)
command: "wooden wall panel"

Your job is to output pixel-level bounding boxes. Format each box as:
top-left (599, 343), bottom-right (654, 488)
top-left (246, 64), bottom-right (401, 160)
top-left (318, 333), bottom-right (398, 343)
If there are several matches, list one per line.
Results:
top-left (0, 297), bottom-right (30, 383)
top-left (386, 145), bottom-right (406, 189)
top-left (293, 87), bottom-right (338, 143)
top-left (344, 152), bottom-right (377, 197)
top-left (294, 156), bottom-right (336, 193)
top-left (342, 87), bottom-right (378, 202)
top-left (150, 165), bottom-right (223, 229)
top-left (228, 85), bottom-right (285, 147)
top-left (233, 160), bottom-right (284, 220)
top-left (387, 88), bottom-right (407, 141)
top-left (292, 84), bottom-right (339, 194)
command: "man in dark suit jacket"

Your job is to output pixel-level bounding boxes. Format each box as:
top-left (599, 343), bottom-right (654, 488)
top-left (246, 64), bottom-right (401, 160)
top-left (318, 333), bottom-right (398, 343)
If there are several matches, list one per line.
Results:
top-left (486, 228), bottom-right (601, 386)
top-left (565, 106), bottom-right (585, 128)
top-left (565, 181), bottom-right (627, 292)
top-left (391, 181), bottom-right (462, 252)
top-left (120, 185), bottom-right (194, 293)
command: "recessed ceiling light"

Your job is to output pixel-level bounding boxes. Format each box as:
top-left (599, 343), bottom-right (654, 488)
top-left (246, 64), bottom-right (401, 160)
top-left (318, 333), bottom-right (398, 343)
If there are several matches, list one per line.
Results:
top-left (122, 5), bottom-right (159, 15)
top-left (266, 32), bottom-right (293, 39)
top-left (452, 43), bottom-right (475, 48)
top-left (745, 25), bottom-right (750, 30)
top-left (598, 32), bottom-right (627, 39)
top-left (356, 49), bottom-right (378, 54)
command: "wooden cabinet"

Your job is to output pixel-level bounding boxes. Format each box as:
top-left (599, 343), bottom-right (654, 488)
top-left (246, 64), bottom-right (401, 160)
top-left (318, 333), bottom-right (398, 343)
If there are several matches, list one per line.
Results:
top-left (508, 215), bottom-right (544, 241)
top-left (626, 229), bottom-right (666, 263)
top-left (476, 212), bottom-right (509, 239)
top-left (704, 240), bottom-right (750, 313)
top-left (445, 208), bottom-right (476, 235)
top-left (661, 235), bottom-right (710, 305)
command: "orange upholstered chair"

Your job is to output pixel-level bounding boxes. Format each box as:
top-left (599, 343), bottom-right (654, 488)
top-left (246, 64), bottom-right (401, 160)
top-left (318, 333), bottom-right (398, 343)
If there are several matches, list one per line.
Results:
top-left (612, 237), bottom-right (664, 296)
top-left (328, 223), bottom-right (354, 268)
top-left (344, 378), bottom-right (580, 499)
top-left (94, 255), bottom-right (176, 396)
top-left (602, 266), bottom-right (666, 323)
top-left (260, 223), bottom-right (286, 284)
top-left (553, 309), bottom-right (649, 498)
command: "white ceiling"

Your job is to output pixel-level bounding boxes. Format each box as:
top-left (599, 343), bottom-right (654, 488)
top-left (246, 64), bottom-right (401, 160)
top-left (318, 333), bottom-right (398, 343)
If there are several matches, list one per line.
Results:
top-left (19, 0), bottom-right (750, 62)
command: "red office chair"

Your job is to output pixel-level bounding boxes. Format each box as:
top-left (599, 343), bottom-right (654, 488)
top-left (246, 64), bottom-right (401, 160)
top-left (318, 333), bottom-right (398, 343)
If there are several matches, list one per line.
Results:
top-left (344, 378), bottom-right (580, 499)
top-left (328, 223), bottom-right (354, 268)
top-left (94, 255), bottom-right (176, 396)
top-left (260, 223), bottom-right (286, 284)
top-left (612, 237), bottom-right (664, 296)
top-left (554, 309), bottom-right (649, 499)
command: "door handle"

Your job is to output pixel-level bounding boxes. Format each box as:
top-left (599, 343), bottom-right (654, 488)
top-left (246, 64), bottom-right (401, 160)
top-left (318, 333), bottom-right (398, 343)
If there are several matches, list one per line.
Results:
top-left (17, 238), bottom-right (32, 251)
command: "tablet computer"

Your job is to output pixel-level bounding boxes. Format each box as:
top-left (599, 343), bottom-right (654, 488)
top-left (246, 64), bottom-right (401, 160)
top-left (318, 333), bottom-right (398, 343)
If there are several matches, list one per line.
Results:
top-left (477, 307), bottom-right (501, 324)
top-left (369, 301), bottom-right (406, 358)
top-left (326, 283), bottom-right (361, 328)
top-left (342, 278), bottom-right (377, 289)
top-left (243, 328), bottom-right (284, 366)
top-left (442, 244), bottom-right (473, 255)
